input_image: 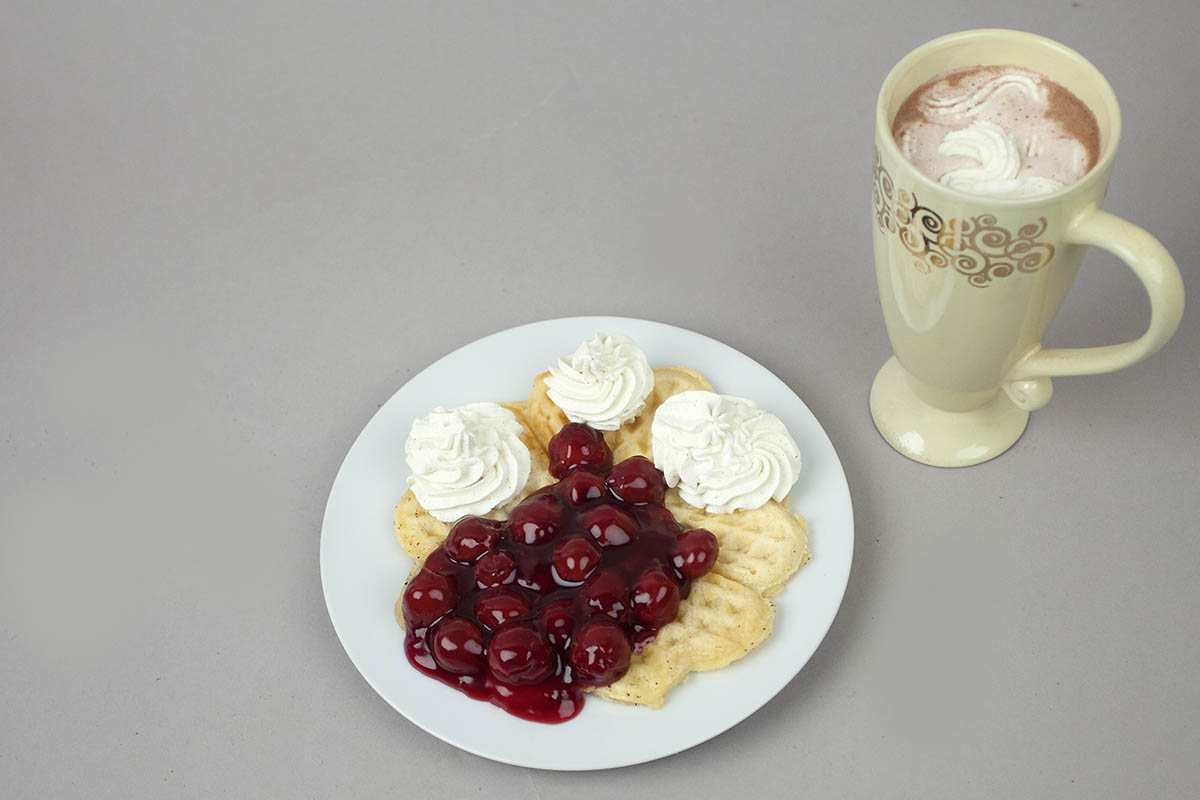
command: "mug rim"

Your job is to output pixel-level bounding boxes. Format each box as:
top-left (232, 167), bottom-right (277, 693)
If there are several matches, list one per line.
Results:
top-left (876, 28), bottom-right (1122, 207)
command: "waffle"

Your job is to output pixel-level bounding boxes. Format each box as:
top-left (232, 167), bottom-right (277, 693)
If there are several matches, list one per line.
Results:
top-left (394, 369), bottom-right (810, 708)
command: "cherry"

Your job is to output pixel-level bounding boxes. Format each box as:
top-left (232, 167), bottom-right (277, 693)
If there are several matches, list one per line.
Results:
top-left (507, 494), bottom-right (564, 546)
top-left (581, 570), bottom-right (630, 622)
top-left (631, 625), bottom-right (658, 654)
top-left (516, 562), bottom-right (554, 593)
top-left (569, 619), bottom-right (632, 686)
top-left (474, 588), bottom-right (531, 631)
top-left (422, 547), bottom-right (458, 577)
top-left (487, 623), bottom-right (554, 685)
top-left (548, 423), bottom-right (612, 478)
top-left (528, 483), bottom-right (557, 498)
top-left (641, 505), bottom-right (683, 536)
top-left (430, 616), bottom-right (485, 674)
top-left (580, 503), bottom-right (638, 547)
top-left (673, 529), bottom-right (718, 578)
top-left (606, 456), bottom-right (666, 505)
top-left (474, 551), bottom-right (517, 588)
top-left (444, 517), bottom-right (503, 564)
top-left (536, 598), bottom-right (576, 648)
top-left (552, 536), bottom-right (603, 584)
top-left (401, 569), bottom-right (457, 629)
top-left (560, 468), bottom-right (608, 506)
top-left (631, 567), bottom-right (681, 627)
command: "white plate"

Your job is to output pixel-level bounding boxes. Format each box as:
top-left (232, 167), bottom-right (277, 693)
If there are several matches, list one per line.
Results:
top-left (320, 316), bottom-right (854, 770)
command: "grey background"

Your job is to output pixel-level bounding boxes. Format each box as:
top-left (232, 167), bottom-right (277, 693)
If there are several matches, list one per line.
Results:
top-left (2, 1), bottom-right (1198, 797)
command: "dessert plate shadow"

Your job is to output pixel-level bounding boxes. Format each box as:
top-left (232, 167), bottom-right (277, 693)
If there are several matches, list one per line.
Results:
top-left (320, 316), bottom-right (854, 770)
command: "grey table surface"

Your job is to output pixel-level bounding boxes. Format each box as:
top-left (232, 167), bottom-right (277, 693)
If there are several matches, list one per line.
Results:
top-left (3, 1), bottom-right (1199, 797)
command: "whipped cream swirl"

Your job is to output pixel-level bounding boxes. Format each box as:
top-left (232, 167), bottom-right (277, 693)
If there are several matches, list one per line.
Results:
top-left (651, 391), bottom-right (801, 514)
top-left (924, 73), bottom-right (1045, 119)
top-left (938, 121), bottom-right (1065, 198)
top-left (545, 334), bottom-right (654, 430)
top-left (405, 403), bottom-right (531, 523)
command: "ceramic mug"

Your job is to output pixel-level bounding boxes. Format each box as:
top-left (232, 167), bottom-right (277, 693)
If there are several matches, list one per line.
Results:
top-left (870, 29), bottom-right (1185, 467)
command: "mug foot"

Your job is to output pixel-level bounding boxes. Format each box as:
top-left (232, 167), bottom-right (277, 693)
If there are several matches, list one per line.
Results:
top-left (869, 357), bottom-right (1029, 467)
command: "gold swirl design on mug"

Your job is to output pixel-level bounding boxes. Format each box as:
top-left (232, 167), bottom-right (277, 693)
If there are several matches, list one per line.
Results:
top-left (873, 148), bottom-right (896, 233)
top-left (873, 149), bottom-right (1056, 286)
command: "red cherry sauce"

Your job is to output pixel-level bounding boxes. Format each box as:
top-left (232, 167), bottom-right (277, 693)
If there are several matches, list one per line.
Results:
top-left (401, 427), bottom-right (716, 724)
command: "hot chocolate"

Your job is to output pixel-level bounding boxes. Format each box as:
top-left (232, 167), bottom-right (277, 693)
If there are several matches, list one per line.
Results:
top-left (892, 65), bottom-right (1101, 198)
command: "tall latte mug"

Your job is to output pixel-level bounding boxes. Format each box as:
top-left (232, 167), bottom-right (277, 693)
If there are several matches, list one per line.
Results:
top-left (870, 29), bottom-right (1184, 467)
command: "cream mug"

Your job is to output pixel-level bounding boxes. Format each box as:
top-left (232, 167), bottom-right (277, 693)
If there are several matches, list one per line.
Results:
top-left (870, 29), bottom-right (1185, 467)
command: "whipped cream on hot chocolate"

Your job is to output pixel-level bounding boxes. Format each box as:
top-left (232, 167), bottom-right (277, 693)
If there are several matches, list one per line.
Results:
top-left (405, 403), bottom-right (531, 522)
top-left (922, 70), bottom-right (1046, 118)
top-left (937, 121), bottom-right (1068, 198)
top-left (892, 65), bottom-right (1100, 198)
top-left (546, 334), bottom-right (654, 430)
top-left (651, 391), bottom-right (801, 514)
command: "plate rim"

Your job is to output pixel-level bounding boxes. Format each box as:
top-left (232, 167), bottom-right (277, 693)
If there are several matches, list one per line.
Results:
top-left (319, 315), bottom-right (855, 770)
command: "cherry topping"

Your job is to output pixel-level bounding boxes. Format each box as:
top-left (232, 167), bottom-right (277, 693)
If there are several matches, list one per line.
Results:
top-left (580, 503), bottom-right (638, 547)
top-left (536, 598), bottom-right (576, 648)
top-left (401, 569), bottom-right (457, 629)
top-left (632, 567), bottom-right (681, 627)
top-left (560, 468), bottom-right (608, 506)
top-left (507, 493), bottom-right (564, 546)
top-left (474, 550), bottom-right (517, 588)
top-left (673, 529), bottom-right (719, 578)
top-left (548, 423), bottom-right (612, 478)
top-left (444, 517), bottom-right (503, 564)
top-left (569, 619), bottom-right (632, 686)
top-left (581, 570), bottom-right (630, 622)
top-left (487, 623), bottom-right (554, 685)
top-left (606, 456), bottom-right (666, 505)
top-left (474, 588), bottom-right (531, 631)
top-left (402, 447), bottom-right (717, 724)
top-left (430, 616), bottom-right (485, 674)
top-left (552, 536), bottom-right (603, 584)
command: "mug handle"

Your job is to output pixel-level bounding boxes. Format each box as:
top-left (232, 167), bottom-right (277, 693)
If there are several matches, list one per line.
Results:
top-left (1002, 206), bottom-right (1185, 411)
